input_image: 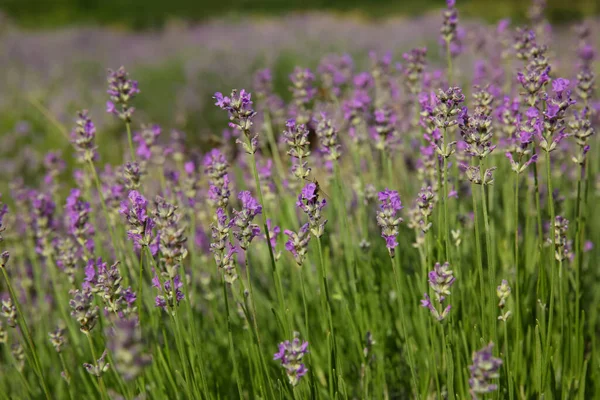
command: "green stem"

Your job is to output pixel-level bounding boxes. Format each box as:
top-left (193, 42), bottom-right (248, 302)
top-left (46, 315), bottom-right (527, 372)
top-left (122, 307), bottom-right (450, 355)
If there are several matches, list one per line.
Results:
top-left (513, 172), bottom-right (521, 373)
top-left (503, 321), bottom-right (514, 400)
top-left (479, 159), bottom-right (496, 343)
top-left (543, 150), bottom-right (557, 391)
top-left (471, 182), bottom-right (486, 338)
top-left (126, 121), bottom-right (136, 162)
top-left (222, 277), bottom-right (244, 399)
top-left (390, 252), bottom-right (418, 397)
top-left (317, 237), bottom-right (337, 398)
top-left (1, 267), bottom-right (52, 399)
top-left (85, 333), bottom-right (109, 400)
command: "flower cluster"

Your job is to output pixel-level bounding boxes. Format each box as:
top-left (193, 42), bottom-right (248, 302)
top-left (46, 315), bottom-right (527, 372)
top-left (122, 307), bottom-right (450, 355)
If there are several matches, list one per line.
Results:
top-left (214, 89), bottom-right (258, 153)
top-left (31, 192), bottom-right (57, 256)
top-left (318, 54), bottom-right (353, 98)
top-left (400, 47), bottom-right (427, 96)
top-left (154, 196), bottom-right (188, 279)
top-left (69, 286), bottom-right (99, 333)
top-left (83, 350), bottom-right (111, 377)
top-left (297, 183), bottom-right (327, 238)
top-left (49, 326), bottom-right (66, 353)
top-left (85, 258), bottom-right (137, 317)
top-left (71, 110), bottom-right (98, 163)
top-left (152, 272), bottom-right (185, 311)
top-left (284, 223), bottom-right (311, 266)
top-left (376, 189), bottom-right (403, 255)
top-left (232, 191), bottom-right (262, 250)
top-left (210, 209), bottom-right (238, 284)
top-left (468, 343), bottom-right (502, 398)
top-left (538, 78), bottom-right (576, 153)
top-left (274, 332), bottom-right (309, 387)
top-left (134, 124), bottom-right (163, 163)
top-left (106, 66), bottom-right (139, 122)
top-left (284, 119), bottom-right (312, 180)
top-left (120, 190), bottom-right (158, 254)
top-left (65, 188), bottom-right (95, 256)
top-left (289, 67), bottom-right (316, 123)
top-left (553, 216), bottom-right (572, 262)
top-left (1, 297), bottom-right (17, 328)
top-left (496, 279), bottom-right (512, 321)
top-left (316, 113), bottom-right (341, 161)
top-left (421, 262), bottom-right (455, 321)
top-left (204, 149), bottom-right (231, 208)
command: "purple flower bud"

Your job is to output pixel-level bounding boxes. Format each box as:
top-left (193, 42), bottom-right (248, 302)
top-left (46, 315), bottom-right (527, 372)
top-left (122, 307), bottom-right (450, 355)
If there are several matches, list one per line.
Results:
top-left (469, 343), bottom-right (502, 396)
top-left (107, 66), bottom-right (139, 122)
top-left (274, 332), bottom-right (309, 387)
top-left (284, 223), bottom-right (311, 266)
top-left (71, 110), bottom-right (98, 163)
top-left (232, 191), bottom-right (262, 250)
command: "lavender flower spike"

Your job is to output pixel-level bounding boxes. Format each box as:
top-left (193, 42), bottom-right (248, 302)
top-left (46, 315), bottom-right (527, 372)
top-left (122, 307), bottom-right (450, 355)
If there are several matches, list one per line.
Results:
top-left (214, 89), bottom-right (258, 153)
top-left (274, 332), bottom-right (309, 387)
top-left (297, 183), bottom-right (327, 238)
top-left (71, 110), bottom-right (98, 163)
top-left (469, 342), bottom-right (502, 398)
top-left (232, 191), bottom-right (262, 250)
top-left (284, 223), bottom-right (311, 266)
top-left (376, 189), bottom-right (403, 256)
top-left (421, 262), bottom-right (455, 321)
top-left (106, 66), bottom-right (139, 122)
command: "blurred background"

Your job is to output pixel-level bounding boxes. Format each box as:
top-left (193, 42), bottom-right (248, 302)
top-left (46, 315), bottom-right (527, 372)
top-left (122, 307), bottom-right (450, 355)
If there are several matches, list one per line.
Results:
top-left (1, 0), bottom-right (598, 28)
top-left (0, 0), bottom-right (598, 180)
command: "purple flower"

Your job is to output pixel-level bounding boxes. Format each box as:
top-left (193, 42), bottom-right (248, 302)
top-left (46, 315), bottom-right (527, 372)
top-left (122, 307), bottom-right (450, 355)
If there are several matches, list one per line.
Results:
top-left (232, 191), bottom-right (262, 250)
top-left (421, 262), bottom-right (454, 321)
top-left (107, 66), bottom-right (139, 122)
top-left (284, 223), bottom-right (311, 266)
top-left (316, 114), bottom-right (341, 161)
top-left (69, 286), bottom-right (99, 333)
top-left (153, 197), bottom-right (188, 279)
top-left (469, 343), bottom-right (502, 397)
top-left (65, 189), bottom-right (95, 255)
top-left (289, 67), bottom-right (316, 106)
top-left (253, 68), bottom-right (273, 99)
top-left (274, 332), bottom-right (309, 387)
top-left (71, 110), bottom-right (98, 163)
top-left (120, 190), bottom-right (157, 254)
top-left (214, 89), bottom-right (257, 139)
top-left (134, 124), bottom-right (161, 161)
top-left (152, 272), bottom-right (184, 311)
top-left (297, 183), bottom-right (328, 238)
top-left (284, 119), bottom-right (312, 180)
top-left (376, 189), bottom-right (403, 255)
top-left (30, 192), bottom-right (57, 256)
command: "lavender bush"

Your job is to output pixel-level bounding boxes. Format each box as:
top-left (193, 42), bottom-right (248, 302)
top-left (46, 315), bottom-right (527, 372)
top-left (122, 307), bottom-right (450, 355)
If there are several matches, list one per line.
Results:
top-left (0, 1), bottom-right (599, 399)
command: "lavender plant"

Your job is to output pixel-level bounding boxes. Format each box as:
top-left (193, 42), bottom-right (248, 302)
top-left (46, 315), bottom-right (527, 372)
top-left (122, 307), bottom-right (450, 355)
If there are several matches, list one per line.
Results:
top-left (0, 4), bottom-right (599, 400)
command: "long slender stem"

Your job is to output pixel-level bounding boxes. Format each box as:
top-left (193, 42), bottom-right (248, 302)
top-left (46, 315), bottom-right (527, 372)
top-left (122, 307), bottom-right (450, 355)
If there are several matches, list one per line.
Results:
top-left (125, 122), bottom-right (136, 162)
top-left (503, 321), bottom-right (514, 400)
top-left (247, 144), bottom-right (288, 335)
top-left (317, 237), bottom-right (337, 398)
top-left (390, 252), bottom-right (418, 397)
top-left (479, 159), bottom-right (496, 344)
top-left (543, 150), bottom-right (557, 390)
top-left (1, 267), bottom-right (52, 399)
top-left (513, 172), bottom-right (521, 374)
top-left (471, 183), bottom-right (486, 337)
top-left (85, 333), bottom-right (109, 400)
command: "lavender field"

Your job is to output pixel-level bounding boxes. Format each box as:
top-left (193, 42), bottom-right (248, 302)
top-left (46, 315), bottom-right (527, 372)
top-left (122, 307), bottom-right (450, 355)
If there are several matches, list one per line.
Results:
top-left (0, 0), bottom-right (599, 398)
